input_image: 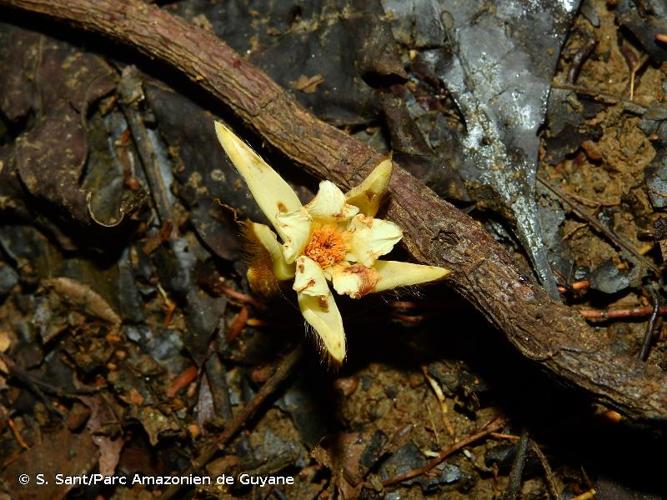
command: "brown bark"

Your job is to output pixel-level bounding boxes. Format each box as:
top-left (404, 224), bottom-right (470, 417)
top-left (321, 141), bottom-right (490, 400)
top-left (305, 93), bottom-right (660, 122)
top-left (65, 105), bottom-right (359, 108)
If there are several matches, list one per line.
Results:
top-left (1, 0), bottom-right (666, 421)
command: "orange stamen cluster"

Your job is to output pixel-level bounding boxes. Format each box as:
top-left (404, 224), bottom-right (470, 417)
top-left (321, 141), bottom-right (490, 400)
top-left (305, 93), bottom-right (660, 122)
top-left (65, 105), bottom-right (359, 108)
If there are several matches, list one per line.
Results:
top-left (304, 225), bottom-right (346, 269)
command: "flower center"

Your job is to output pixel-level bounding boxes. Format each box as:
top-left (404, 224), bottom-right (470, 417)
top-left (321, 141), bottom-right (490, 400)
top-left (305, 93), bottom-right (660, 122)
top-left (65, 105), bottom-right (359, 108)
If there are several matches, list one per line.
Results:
top-left (304, 225), bottom-right (346, 269)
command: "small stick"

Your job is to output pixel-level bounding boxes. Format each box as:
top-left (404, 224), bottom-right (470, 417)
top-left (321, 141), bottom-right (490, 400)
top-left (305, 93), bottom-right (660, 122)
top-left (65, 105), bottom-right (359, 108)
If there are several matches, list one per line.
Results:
top-left (567, 35), bottom-right (596, 84)
top-left (1, 353), bottom-right (101, 397)
top-left (7, 418), bottom-right (30, 449)
top-left (204, 351), bottom-right (233, 421)
top-left (226, 306), bottom-right (249, 342)
top-left (162, 345), bottom-right (303, 499)
top-left (502, 430), bottom-right (529, 500)
top-left (246, 318), bottom-right (271, 327)
top-left (422, 366), bottom-right (455, 437)
top-left (215, 281), bottom-right (266, 310)
top-left (620, 42), bottom-right (642, 101)
top-left (550, 82), bottom-right (648, 112)
top-left (570, 280), bottom-right (591, 291)
top-left (157, 283), bottom-right (176, 326)
top-left (382, 417), bottom-right (505, 487)
top-left (639, 287), bottom-right (660, 362)
top-left (558, 280), bottom-right (590, 294)
top-left (167, 365), bottom-right (198, 398)
top-left (118, 66), bottom-right (174, 225)
top-left (531, 440), bottom-right (560, 500)
top-left (579, 305), bottom-right (667, 320)
top-left (490, 432), bottom-right (521, 441)
top-left (425, 399), bottom-right (441, 446)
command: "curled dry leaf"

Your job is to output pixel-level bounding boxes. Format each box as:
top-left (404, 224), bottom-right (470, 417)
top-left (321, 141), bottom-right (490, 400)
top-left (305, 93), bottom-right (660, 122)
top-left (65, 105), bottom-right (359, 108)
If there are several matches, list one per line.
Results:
top-left (44, 277), bottom-right (122, 325)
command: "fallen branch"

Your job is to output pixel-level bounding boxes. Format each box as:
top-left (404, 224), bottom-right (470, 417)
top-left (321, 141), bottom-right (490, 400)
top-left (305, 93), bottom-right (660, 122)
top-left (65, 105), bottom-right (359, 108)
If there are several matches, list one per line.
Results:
top-left (1, 0), bottom-right (666, 421)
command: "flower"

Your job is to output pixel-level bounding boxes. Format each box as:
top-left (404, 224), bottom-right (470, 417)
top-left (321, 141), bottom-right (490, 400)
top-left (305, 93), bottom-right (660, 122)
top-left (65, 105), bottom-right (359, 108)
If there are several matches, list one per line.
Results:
top-left (214, 121), bottom-right (449, 363)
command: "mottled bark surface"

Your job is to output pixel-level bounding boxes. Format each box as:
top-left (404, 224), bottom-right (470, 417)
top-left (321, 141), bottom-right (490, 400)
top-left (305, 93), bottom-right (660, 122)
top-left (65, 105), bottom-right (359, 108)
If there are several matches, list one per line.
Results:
top-left (2, 0), bottom-right (666, 422)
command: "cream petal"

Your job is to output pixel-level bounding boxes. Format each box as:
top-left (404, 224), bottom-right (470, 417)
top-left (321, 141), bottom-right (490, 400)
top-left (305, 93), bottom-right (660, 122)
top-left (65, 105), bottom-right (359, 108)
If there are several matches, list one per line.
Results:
top-left (347, 214), bottom-right (402, 267)
top-left (345, 157), bottom-right (393, 217)
top-left (371, 260), bottom-right (450, 293)
top-left (247, 222), bottom-right (295, 280)
top-left (276, 208), bottom-right (312, 263)
top-left (214, 121), bottom-right (302, 229)
top-left (329, 263), bottom-right (379, 299)
top-left (293, 256), bottom-right (330, 296)
top-left (298, 292), bottom-right (346, 363)
top-left (306, 180), bottom-right (359, 221)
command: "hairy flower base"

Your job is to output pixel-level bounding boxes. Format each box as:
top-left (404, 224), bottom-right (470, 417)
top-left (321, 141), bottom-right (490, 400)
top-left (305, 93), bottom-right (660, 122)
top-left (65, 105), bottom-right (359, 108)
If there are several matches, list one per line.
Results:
top-left (215, 120), bottom-right (450, 363)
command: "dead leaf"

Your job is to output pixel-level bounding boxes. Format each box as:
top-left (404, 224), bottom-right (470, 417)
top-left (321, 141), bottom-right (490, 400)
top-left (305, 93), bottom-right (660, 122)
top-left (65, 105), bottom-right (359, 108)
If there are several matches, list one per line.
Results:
top-left (134, 407), bottom-right (181, 446)
top-left (290, 74), bottom-right (325, 93)
top-left (0, 339), bottom-right (8, 379)
top-left (0, 330), bottom-right (11, 352)
top-left (1, 427), bottom-right (98, 499)
top-left (93, 435), bottom-right (124, 477)
top-left (44, 277), bottom-right (121, 325)
top-left (79, 396), bottom-right (125, 477)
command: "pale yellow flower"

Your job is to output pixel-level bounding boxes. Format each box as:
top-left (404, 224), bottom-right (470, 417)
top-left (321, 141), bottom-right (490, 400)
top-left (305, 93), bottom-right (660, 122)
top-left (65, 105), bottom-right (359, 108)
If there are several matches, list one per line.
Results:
top-left (214, 121), bottom-right (449, 363)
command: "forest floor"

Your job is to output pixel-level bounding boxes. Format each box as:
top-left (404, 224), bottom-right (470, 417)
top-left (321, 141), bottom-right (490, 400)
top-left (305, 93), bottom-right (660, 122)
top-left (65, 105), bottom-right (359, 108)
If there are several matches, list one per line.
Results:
top-left (0, 0), bottom-right (666, 499)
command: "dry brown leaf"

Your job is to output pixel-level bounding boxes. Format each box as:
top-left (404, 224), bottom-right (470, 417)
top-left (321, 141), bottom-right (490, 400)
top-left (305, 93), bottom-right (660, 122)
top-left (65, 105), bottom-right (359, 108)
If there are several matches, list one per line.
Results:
top-left (290, 74), bottom-right (325, 93)
top-left (0, 330), bottom-right (10, 352)
top-left (44, 277), bottom-right (122, 325)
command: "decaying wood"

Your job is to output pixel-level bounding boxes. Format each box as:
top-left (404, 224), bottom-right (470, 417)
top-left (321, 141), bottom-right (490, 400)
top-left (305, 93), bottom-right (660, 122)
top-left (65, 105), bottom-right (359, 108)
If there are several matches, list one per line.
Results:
top-left (2, 0), bottom-right (666, 421)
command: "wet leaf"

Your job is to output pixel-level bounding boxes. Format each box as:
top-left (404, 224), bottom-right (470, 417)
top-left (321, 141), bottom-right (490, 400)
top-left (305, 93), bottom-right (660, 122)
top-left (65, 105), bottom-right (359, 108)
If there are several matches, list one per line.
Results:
top-left (385, 0), bottom-right (581, 296)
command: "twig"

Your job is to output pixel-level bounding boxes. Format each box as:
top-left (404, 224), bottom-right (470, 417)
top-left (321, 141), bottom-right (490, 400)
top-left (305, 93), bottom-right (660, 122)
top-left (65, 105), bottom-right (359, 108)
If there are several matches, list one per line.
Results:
top-left (215, 281), bottom-right (266, 310)
top-left (118, 66), bottom-right (174, 225)
top-left (530, 440), bottom-right (560, 500)
top-left (157, 283), bottom-right (177, 326)
top-left (502, 430), bottom-right (529, 500)
top-left (425, 399), bottom-right (441, 446)
top-left (490, 432), bottom-right (520, 441)
top-left (204, 351), bottom-right (233, 421)
top-left (0, 353), bottom-right (97, 412)
top-left (162, 345), bottom-right (303, 499)
top-left (226, 306), bottom-right (250, 342)
top-left (550, 82), bottom-right (648, 112)
top-left (422, 365), bottom-right (455, 437)
top-left (2, 0), bottom-right (667, 421)
top-left (382, 417), bottom-right (505, 487)
top-left (579, 305), bottom-right (667, 320)
top-left (567, 35), bottom-right (596, 84)
top-left (166, 365), bottom-right (198, 398)
top-left (618, 37), bottom-right (649, 103)
top-left (558, 280), bottom-right (590, 294)
top-left (639, 287), bottom-right (660, 362)
top-left (7, 418), bottom-right (30, 449)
